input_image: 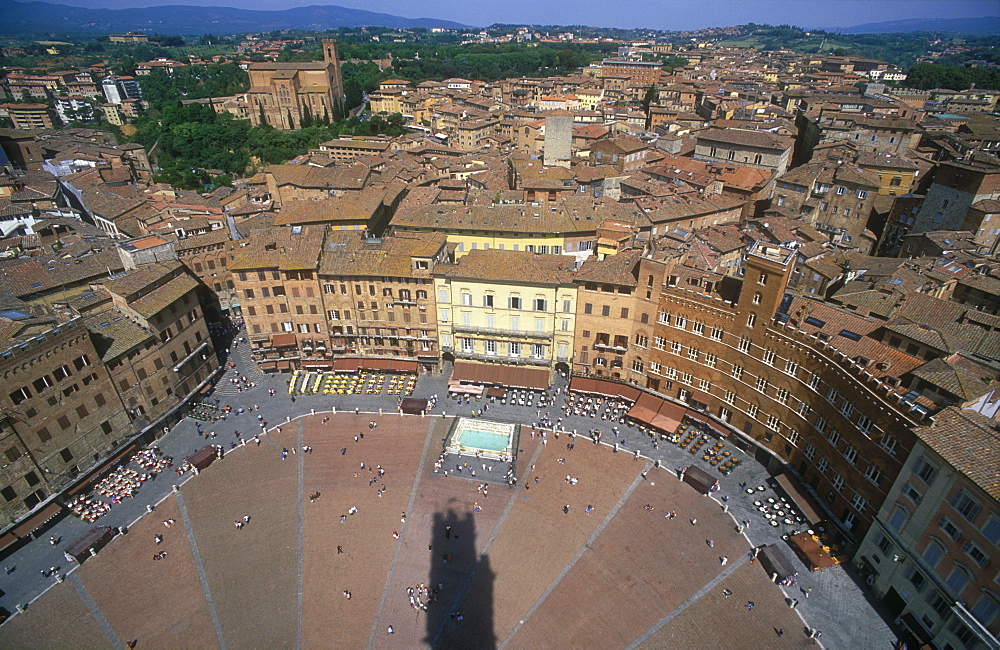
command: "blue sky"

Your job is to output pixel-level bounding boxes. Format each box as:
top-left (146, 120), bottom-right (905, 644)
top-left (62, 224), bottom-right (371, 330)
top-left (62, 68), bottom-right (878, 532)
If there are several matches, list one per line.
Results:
top-left (39, 0), bottom-right (1000, 30)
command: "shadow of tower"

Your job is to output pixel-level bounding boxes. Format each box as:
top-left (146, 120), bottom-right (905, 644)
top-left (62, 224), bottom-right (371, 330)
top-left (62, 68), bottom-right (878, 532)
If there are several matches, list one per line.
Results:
top-left (424, 507), bottom-right (495, 649)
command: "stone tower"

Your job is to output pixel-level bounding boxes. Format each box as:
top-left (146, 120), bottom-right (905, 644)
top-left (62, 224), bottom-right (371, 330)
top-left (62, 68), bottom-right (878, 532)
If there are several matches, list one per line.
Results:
top-left (322, 39), bottom-right (347, 106)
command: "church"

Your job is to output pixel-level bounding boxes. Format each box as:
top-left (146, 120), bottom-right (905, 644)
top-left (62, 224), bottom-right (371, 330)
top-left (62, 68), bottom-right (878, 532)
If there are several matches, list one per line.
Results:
top-left (246, 39), bottom-right (346, 130)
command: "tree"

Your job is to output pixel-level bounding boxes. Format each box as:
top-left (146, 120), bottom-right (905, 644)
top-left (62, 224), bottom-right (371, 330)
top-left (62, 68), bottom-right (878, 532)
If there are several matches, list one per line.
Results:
top-left (258, 103), bottom-right (267, 126)
top-left (286, 109), bottom-right (295, 130)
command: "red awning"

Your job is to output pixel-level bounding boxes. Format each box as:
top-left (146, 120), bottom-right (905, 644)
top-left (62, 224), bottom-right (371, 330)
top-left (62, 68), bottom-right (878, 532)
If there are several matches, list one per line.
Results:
top-left (0, 532), bottom-right (19, 552)
top-left (271, 333), bottom-right (297, 347)
top-left (627, 404), bottom-right (659, 426)
top-left (332, 358), bottom-right (362, 372)
top-left (259, 362), bottom-right (277, 371)
top-left (399, 398), bottom-right (428, 414)
top-left (359, 359), bottom-right (392, 371)
top-left (388, 359), bottom-right (419, 373)
top-left (651, 399), bottom-right (685, 432)
top-left (569, 376), bottom-right (640, 401)
top-left (451, 361), bottom-right (549, 390)
top-left (687, 391), bottom-right (710, 404)
top-left (776, 473), bottom-right (824, 524)
top-left (11, 502), bottom-right (62, 538)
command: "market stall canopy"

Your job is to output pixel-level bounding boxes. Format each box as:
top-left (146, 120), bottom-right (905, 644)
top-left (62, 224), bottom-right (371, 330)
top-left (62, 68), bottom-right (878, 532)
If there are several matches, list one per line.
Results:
top-left (186, 445), bottom-right (218, 471)
top-left (758, 543), bottom-right (797, 581)
top-left (682, 464), bottom-right (719, 495)
top-left (399, 398), bottom-right (428, 415)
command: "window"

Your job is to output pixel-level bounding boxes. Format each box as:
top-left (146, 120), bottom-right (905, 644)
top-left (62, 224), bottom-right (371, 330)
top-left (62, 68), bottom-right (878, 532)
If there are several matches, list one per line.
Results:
top-left (705, 353), bottom-right (717, 368)
top-left (710, 326), bottom-right (724, 341)
top-left (654, 336), bottom-right (666, 350)
top-left (752, 292), bottom-right (762, 305)
top-left (509, 341), bottom-right (521, 357)
top-left (692, 321), bottom-right (705, 335)
top-left (889, 506), bottom-right (909, 531)
top-left (671, 341), bottom-right (683, 355)
top-left (8, 386), bottom-right (30, 405)
top-left (879, 435), bottom-right (898, 456)
top-left (534, 298), bottom-right (548, 312)
top-left (756, 377), bottom-right (768, 392)
top-left (835, 186), bottom-right (846, 195)
top-left (937, 516), bottom-right (961, 542)
top-left (509, 296), bottom-right (522, 310)
top-left (832, 473), bottom-right (845, 492)
top-left (724, 390), bottom-right (736, 405)
top-left (731, 365), bottom-right (744, 381)
top-left (461, 338), bottom-right (474, 353)
top-left (945, 565), bottom-right (971, 595)
top-left (681, 372), bottom-right (693, 385)
top-left (758, 273), bottom-right (768, 286)
top-left (951, 489), bottom-right (982, 523)
top-left (602, 305), bottom-right (611, 317)
top-left (805, 442), bottom-right (816, 459)
top-left (461, 292), bottom-right (472, 306)
top-left (532, 344), bottom-right (546, 359)
top-left (675, 315), bottom-right (687, 329)
top-left (857, 415), bottom-right (873, 436)
top-left (746, 314), bottom-right (756, 328)
top-left (738, 337), bottom-right (751, 353)
top-left (817, 457), bottom-right (829, 474)
top-left (877, 534), bottom-right (893, 555)
top-left (687, 347), bottom-right (699, 361)
top-left (634, 334), bottom-right (648, 348)
top-left (762, 349), bottom-right (775, 365)
top-left (776, 388), bottom-right (789, 405)
top-left (914, 457), bottom-right (938, 486)
top-left (766, 415), bottom-right (780, 431)
top-left (483, 294), bottom-right (494, 308)
top-left (962, 540), bottom-right (991, 569)
top-left (808, 373), bottom-right (821, 390)
top-left (631, 359), bottom-right (644, 373)
top-left (826, 429), bottom-right (841, 447)
top-left (852, 494), bottom-right (868, 515)
top-left (843, 445), bottom-right (858, 465)
top-left (747, 404), bottom-right (758, 418)
top-left (658, 311), bottom-right (669, 324)
top-left (650, 361), bottom-right (661, 375)
top-left (864, 465), bottom-right (882, 485)
top-left (902, 482), bottom-right (923, 506)
top-left (982, 515), bottom-right (1000, 547)
top-left (699, 379), bottom-right (711, 392)
top-left (971, 593), bottom-right (1000, 626)
top-left (798, 402), bottom-right (811, 418)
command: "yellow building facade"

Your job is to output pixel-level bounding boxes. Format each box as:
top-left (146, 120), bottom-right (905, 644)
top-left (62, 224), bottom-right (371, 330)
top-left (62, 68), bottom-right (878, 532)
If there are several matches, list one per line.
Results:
top-left (433, 249), bottom-right (577, 371)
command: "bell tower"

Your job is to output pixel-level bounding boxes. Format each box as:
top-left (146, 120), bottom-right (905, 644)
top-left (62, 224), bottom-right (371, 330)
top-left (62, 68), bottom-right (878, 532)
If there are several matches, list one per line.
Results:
top-left (322, 39), bottom-right (346, 106)
top-left (736, 241), bottom-right (796, 329)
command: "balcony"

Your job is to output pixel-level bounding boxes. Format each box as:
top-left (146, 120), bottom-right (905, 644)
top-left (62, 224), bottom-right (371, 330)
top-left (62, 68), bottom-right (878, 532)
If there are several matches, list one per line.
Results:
top-left (593, 341), bottom-right (628, 353)
top-left (452, 324), bottom-right (552, 340)
top-left (452, 350), bottom-right (552, 367)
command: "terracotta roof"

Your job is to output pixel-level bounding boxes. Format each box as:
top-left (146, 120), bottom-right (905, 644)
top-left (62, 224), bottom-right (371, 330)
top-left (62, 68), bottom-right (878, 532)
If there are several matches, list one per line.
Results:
top-left (696, 127), bottom-right (794, 151)
top-left (229, 225), bottom-right (325, 271)
top-left (574, 249), bottom-right (641, 287)
top-left (913, 407), bottom-right (1000, 500)
top-left (130, 273), bottom-right (198, 318)
top-left (84, 309), bottom-right (154, 360)
top-left (437, 249), bottom-right (575, 285)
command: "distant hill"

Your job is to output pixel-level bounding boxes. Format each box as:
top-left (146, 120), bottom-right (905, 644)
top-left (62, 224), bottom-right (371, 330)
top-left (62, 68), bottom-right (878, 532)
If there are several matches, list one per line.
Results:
top-left (0, 0), bottom-right (471, 35)
top-left (837, 16), bottom-right (1000, 34)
